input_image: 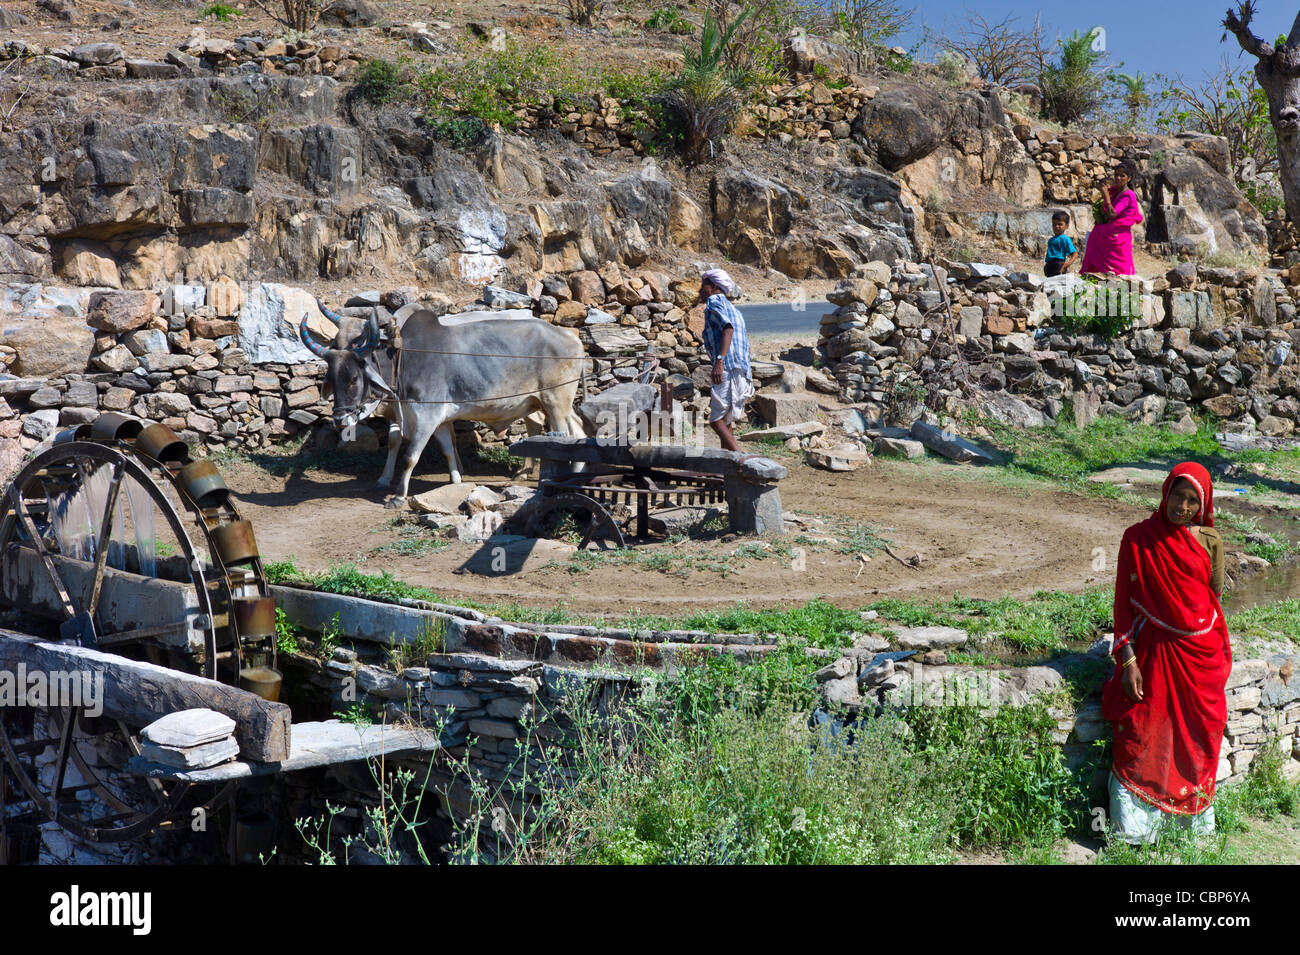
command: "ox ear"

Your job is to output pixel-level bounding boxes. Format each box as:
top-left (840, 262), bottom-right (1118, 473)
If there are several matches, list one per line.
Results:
top-left (298, 313), bottom-right (330, 358)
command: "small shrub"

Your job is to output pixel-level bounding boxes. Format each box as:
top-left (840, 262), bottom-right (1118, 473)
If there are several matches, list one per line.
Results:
top-left (357, 58), bottom-right (403, 104)
top-left (415, 39), bottom-right (590, 134)
top-left (426, 116), bottom-right (490, 148)
top-left (318, 612), bottom-right (344, 660)
top-left (471, 444), bottom-right (517, 469)
top-left (202, 2), bottom-right (240, 20)
top-left (936, 50), bottom-right (966, 85)
top-left (1058, 277), bottom-right (1137, 338)
top-left (335, 702), bottom-right (374, 728)
top-left (275, 608), bottom-right (301, 656)
top-left (646, 7), bottom-right (692, 34)
top-left (1040, 29), bottom-right (1108, 126)
top-left (883, 49), bottom-right (912, 73)
top-left (388, 619), bottom-right (447, 671)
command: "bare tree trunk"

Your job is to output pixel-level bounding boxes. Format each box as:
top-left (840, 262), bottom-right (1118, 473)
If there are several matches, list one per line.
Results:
top-left (1225, 3), bottom-right (1300, 225)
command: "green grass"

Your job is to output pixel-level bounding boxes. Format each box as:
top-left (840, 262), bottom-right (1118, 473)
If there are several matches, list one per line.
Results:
top-left (619, 599), bottom-right (882, 649)
top-left (979, 413), bottom-right (1223, 485)
top-left (1226, 598), bottom-right (1300, 646)
top-left (448, 648), bottom-right (1084, 863)
top-left (370, 524), bottom-right (452, 558)
top-left (1097, 741), bottom-right (1300, 864)
top-left (868, 588), bottom-right (1114, 654)
top-left (555, 538), bottom-right (799, 579)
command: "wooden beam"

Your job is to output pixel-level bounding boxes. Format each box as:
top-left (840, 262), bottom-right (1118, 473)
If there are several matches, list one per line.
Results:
top-left (0, 629), bottom-right (291, 762)
top-left (123, 720), bottom-right (439, 783)
top-left (1, 545), bottom-right (202, 652)
top-left (509, 436), bottom-right (787, 482)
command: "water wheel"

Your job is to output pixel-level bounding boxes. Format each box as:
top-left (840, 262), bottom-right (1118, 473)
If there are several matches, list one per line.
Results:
top-left (0, 415), bottom-right (274, 846)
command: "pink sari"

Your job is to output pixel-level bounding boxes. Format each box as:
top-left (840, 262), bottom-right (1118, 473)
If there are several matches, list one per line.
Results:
top-left (1081, 187), bottom-right (1143, 276)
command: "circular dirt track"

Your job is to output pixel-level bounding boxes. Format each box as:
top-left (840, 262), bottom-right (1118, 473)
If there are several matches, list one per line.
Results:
top-left (228, 450), bottom-right (1146, 619)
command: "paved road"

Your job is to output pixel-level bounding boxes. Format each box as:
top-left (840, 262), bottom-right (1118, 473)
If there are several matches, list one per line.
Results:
top-left (736, 300), bottom-right (830, 340)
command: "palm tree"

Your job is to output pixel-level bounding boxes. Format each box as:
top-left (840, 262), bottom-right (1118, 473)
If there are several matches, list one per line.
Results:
top-left (659, 8), bottom-right (755, 165)
top-left (1112, 71), bottom-right (1151, 126)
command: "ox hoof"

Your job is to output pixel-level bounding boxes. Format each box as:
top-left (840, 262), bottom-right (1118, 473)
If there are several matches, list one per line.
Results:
top-left (384, 495), bottom-right (407, 510)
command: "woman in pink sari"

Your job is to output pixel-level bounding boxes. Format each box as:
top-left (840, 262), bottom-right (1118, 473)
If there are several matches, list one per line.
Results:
top-left (1081, 161), bottom-right (1144, 276)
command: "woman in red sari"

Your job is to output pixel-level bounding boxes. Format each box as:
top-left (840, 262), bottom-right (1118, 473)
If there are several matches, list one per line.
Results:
top-left (1080, 160), bottom-right (1144, 276)
top-left (1102, 462), bottom-right (1232, 843)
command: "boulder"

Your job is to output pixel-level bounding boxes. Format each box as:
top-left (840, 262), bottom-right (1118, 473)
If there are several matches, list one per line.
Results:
top-left (1147, 146), bottom-right (1268, 259)
top-left (318, 0), bottom-right (380, 26)
top-left (752, 393), bottom-right (822, 427)
top-left (87, 290), bottom-right (157, 333)
top-left (568, 270), bottom-right (605, 305)
top-left (2, 298), bottom-right (96, 378)
top-left (669, 191), bottom-right (711, 250)
top-left (909, 421), bottom-right (1000, 464)
top-left (410, 483), bottom-right (479, 515)
top-left (982, 393), bottom-right (1047, 428)
top-left (463, 486), bottom-right (503, 514)
top-left (552, 300), bottom-right (587, 326)
top-left (874, 436), bottom-right (925, 458)
top-left (238, 283), bottom-right (336, 364)
top-left (647, 506), bottom-right (721, 536)
top-left (853, 82), bottom-right (951, 170)
top-left (586, 324), bottom-right (647, 355)
top-left (578, 382), bottom-right (657, 439)
top-left (22, 409), bottom-right (61, 440)
top-left (892, 625), bottom-right (968, 650)
top-left (740, 422), bottom-right (825, 441)
top-left (481, 285), bottom-right (533, 309)
top-left (60, 240), bottom-right (121, 287)
top-left (807, 445), bottom-right (870, 471)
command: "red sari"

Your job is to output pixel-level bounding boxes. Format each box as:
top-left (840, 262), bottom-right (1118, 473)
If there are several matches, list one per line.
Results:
top-left (1102, 462), bottom-right (1232, 815)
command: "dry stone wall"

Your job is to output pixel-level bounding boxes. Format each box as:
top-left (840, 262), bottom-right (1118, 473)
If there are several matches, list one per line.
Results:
top-left (817, 260), bottom-right (1300, 439)
top-left (0, 266), bottom-right (797, 475)
top-left (283, 593), bottom-right (1300, 856)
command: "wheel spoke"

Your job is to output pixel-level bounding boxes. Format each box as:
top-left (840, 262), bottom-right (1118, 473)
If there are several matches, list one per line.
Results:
top-left (13, 493), bottom-right (76, 620)
top-left (51, 707), bottom-right (77, 802)
top-left (85, 462), bottom-right (124, 619)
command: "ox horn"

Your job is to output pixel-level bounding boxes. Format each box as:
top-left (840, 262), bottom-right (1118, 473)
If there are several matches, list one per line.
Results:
top-left (352, 308), bottom-right (381, 355)
top-left (298, 313), bottom-right (331, 358)
top-left (316, 297), bottom-right (344, 326)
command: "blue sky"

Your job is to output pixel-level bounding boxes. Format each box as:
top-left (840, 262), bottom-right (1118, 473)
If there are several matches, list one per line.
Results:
top-left (900, 1), bottom-right (1300, 83)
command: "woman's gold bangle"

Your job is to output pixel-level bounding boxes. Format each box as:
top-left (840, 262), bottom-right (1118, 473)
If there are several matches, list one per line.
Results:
top-left (1121, 656), bottom-right (1136, 670)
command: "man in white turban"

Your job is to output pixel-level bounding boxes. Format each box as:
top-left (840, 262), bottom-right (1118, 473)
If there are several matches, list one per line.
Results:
top-left (697, 268), bottom-right (752, 451)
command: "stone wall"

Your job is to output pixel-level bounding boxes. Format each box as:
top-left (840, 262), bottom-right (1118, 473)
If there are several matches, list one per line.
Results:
top-left (817, 260), bottom-right (1300, 438)
top-left (0, 267), bottom-right (798, 474)
top-left (288, 593), bottom-right (1300, 856)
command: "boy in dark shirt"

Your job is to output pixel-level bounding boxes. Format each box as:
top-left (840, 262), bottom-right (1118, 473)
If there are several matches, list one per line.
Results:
top-left (1045, 210), bottom-right (1078, 277)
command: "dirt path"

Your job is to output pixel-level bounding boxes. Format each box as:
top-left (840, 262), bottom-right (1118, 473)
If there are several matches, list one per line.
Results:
top-left (227, 451), bottom-right (1145, 618)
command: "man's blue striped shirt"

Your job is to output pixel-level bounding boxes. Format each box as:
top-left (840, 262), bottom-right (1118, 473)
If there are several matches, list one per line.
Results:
top-left (702, 293), bottom-right (751, 377)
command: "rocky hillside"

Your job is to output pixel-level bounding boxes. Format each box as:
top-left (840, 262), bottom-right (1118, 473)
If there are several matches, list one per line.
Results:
top-left (0, 0), bottom-right (1273, 304)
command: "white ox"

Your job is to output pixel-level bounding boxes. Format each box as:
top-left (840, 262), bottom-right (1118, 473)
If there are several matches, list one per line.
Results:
top-left (302, 302), bottom-right (585, 507)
